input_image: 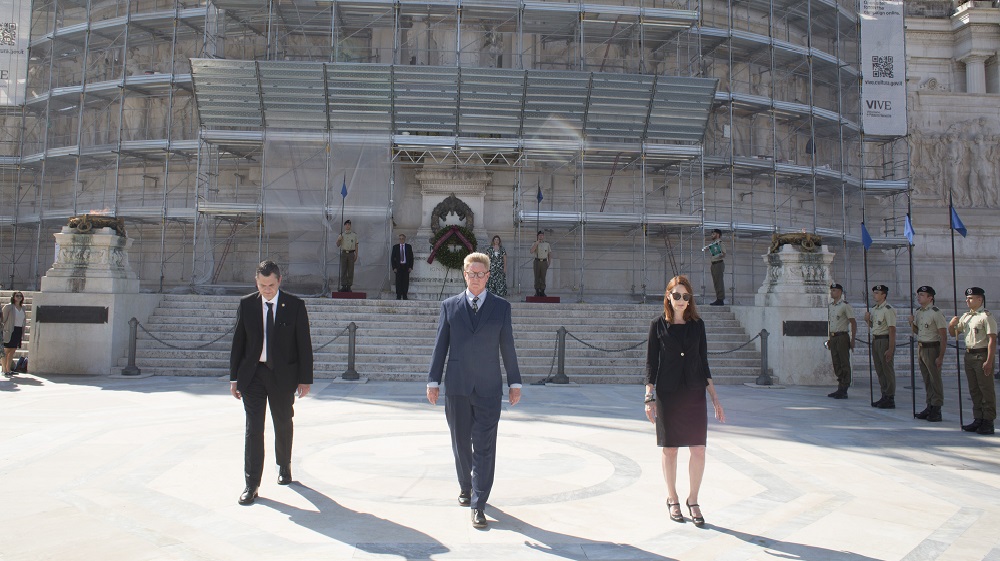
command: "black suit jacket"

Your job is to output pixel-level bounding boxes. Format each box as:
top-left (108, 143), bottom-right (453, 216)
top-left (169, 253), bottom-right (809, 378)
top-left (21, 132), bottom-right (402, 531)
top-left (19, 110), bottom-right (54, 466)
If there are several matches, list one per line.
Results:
top-left (391, 243), bottom-right (414, 270)
top-left (644, 317), bottom-right (711, 393)
top-left (230, 291), bottom-right (314, 393)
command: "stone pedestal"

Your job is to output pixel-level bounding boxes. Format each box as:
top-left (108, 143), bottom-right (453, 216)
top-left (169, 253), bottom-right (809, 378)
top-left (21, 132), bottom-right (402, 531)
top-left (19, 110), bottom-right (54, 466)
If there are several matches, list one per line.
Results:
top-left (29, 227), bottom-right (160, 376)
top-left (731, 244), bottom-right (837, 386)
top-left (407, 168), bottom-right (492, 299)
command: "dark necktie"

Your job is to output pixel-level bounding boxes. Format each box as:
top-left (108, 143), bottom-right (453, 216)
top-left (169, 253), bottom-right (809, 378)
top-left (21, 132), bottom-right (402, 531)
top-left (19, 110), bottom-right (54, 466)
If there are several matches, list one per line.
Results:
top-left (400, 245), bottom-right (406, 264)
top-left (265, 302), bottom-right (274, 369)
top-left (472, 296), bottom-right (479, 313)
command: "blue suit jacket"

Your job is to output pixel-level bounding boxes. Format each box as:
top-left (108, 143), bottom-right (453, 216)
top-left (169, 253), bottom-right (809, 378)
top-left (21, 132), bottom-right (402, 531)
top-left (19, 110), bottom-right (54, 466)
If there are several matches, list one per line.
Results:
top-left (428, 291), bottom-right (522, 397)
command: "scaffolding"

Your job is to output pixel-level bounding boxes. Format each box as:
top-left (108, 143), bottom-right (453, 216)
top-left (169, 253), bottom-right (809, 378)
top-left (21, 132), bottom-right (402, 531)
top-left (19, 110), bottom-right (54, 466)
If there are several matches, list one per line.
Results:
top-left (2, 0), bottom-right (911, 301)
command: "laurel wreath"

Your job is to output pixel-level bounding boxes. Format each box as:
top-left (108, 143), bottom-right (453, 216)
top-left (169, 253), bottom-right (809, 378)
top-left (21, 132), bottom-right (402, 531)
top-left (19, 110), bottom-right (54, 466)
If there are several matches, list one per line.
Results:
top-left (430, 226), bottom-right (477, 270)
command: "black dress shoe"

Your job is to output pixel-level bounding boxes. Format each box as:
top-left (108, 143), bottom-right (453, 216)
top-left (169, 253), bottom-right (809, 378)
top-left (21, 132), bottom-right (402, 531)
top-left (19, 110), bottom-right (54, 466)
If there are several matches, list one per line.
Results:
top-left (458, 491), bottom-right (471, 506)
top-left (962, 418), bottom-right (983, 432)
top-left (277, 466), bottom-right (292, 485)
top-left (239, 486), bottom-right (258, 505)
top-left (472, 508), bottom-right (487, 528)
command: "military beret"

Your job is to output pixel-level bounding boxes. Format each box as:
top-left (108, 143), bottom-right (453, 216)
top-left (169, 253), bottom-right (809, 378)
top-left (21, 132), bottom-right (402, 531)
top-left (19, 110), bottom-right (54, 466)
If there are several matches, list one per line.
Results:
top-left (830, 283), bottom-right (844, 290)
top-left (966, 287), bottom-right (985, 297)
top-left (872, 285), bottom-right (888, 293)
top-left (917, 285), bottom-right (935, 296)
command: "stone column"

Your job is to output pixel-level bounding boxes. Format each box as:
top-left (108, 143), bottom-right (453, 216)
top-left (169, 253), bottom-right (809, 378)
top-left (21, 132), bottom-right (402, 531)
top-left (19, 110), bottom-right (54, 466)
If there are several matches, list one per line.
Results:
top-left (730, 244), bottom-right (840, 386)
top-left (960, 53), bottom-right (990, 94)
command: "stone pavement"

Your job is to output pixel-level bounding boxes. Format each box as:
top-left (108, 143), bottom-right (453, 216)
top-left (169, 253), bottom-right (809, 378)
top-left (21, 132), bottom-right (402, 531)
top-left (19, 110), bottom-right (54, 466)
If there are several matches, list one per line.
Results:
top-left (2, 374), bottom-right (999, 561)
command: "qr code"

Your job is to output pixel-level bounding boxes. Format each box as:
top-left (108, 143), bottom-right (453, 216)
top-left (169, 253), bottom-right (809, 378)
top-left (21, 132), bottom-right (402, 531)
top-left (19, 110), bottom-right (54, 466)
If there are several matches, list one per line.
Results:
top-left (0, 23), bottom-right (15, 46)
top-left (872, 55), bottom-right (893, 78)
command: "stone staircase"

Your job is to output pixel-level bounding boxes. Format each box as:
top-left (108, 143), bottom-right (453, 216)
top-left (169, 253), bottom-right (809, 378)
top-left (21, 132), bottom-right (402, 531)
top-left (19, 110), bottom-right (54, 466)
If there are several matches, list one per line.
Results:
top-left (0, 290), bottom-right (32, 367)
top-left (121, 295), bottom-right (768, 384)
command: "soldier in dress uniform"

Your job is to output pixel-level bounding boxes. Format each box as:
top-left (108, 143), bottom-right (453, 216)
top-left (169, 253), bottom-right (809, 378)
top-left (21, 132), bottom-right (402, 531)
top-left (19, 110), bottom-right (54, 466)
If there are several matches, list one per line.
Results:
top-left (948, 287), bottom-right (998, 435)
top-left (909, 286), bottom-right (948, 422)
top-left (827, 283), bottom-right (857, 399)
top-left (336, 220), bottom-right (359, 292)
top-left (865, 285), bottom-right (897, 409)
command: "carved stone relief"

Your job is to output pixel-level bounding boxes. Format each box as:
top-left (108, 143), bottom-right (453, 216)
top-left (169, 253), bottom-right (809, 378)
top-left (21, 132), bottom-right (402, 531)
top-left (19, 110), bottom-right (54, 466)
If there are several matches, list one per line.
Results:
top-left (907, 117), bottom-right (1000, 208)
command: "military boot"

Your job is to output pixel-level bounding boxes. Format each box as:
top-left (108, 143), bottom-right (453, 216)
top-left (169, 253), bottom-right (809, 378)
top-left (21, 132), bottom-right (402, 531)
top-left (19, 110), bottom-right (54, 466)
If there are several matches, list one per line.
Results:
top-left (976, 420), bottom-right (995, 435)
top-left (876, 396), bottom-right (895, 409)
top-left (926, 406), bottom-right (942, 423)
top-left (962, 418), bottom-right (983, 432)
top-left (914, 406), bottom-right (932, 420)
top-left (871, 396), bottom-right (885, 408)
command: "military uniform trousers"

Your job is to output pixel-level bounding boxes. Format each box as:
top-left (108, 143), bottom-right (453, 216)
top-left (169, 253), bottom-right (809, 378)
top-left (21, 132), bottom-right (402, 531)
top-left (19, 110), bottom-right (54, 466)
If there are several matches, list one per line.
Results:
top-left (917, 343), bottom-right (944, 407)
top-left (829, 332), bottom-right (851, 389)
top-left (711, 261), bottom-right (725, 302)
top-left (533, 258), bottom-right (549, 292)
top-left (340, 250), bottom-right (355, 290)
top-left (871, 335), bottom-right (896, 398)
top-left (965, 348), bottom-right (996, 421)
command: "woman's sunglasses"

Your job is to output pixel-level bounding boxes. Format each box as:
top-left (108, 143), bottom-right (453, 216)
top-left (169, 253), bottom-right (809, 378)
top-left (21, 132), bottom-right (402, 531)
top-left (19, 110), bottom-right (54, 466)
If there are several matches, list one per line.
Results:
top-left (669, 292), bottom-right (691, 302)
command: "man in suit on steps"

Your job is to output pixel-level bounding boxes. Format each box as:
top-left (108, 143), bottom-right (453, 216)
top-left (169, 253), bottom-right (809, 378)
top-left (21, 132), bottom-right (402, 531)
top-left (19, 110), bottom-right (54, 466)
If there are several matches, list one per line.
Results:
top-left (391, 233), bottom-right (414, 300)
top-left (426, 252), bottom-right (522, 529)
top-left (230, 260), bottom-right (313, 505)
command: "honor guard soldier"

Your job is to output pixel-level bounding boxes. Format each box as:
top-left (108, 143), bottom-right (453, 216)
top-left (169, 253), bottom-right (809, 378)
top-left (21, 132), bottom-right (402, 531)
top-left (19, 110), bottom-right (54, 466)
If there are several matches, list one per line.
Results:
top-left (827, 283), bottom-right (857, 399)
top-left (336, 220), bottom-right (359, 292)
top-left (910, 286), bottom-right (948, 422)
top-left (948, 287), bottom-right (997, 435)
top-left (865, 285), bottom-right (897, 408)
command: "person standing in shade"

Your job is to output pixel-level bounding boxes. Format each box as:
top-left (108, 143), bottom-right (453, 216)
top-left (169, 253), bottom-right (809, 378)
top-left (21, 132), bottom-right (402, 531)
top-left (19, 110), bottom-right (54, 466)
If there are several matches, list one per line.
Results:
top-left (909, 285), bottom-right (947, 422)
top-left (530, 231), bottom-right (553, 297)
top-left (230, 260), bottom-right (313, 505)
top-left (826, 283), bottom-right (857, 399)
top-left (706, 229), bottom-right (726, 306)
top-left (948, 287), bottom-right (997, 435)
top-left (426, 252), bottom-right (522, 529)
top-left (391, 233), bottom-right (414, 300)
top-left (485, 235), bottom-right (508, 297)
top-left (865, 284), bottom-right (897, 408)
top-left (644, 275), bottom-right (725, 527)
top-left (336, 220), bottom-right (359, 292)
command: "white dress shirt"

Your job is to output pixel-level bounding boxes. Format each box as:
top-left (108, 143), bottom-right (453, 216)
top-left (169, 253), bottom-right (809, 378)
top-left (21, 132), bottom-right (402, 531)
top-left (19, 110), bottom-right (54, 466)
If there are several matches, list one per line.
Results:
top-left (259, 291), bottom-right (279, 363)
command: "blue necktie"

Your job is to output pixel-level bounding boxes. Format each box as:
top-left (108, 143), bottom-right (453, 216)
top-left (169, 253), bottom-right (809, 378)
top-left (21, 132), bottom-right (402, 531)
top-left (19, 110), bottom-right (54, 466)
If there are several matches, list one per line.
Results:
top-left (472, 296), bottom-right (479, 313)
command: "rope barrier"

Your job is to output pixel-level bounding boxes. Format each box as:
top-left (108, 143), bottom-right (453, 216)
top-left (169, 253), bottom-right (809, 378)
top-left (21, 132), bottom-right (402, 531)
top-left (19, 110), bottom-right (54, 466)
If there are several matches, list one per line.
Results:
top-left (136, 320), bottom-right (350, 353)
top-left (565, 332), bottom-right (646, 353)
top-left (707, 333), bottom-right (761, 355)
top-left (313, 325), bottom-right (352, 352)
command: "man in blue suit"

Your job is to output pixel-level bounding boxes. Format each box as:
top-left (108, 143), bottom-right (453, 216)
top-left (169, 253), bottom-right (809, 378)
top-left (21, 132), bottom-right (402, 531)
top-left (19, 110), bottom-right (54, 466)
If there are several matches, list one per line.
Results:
top-left (427, 252), bottom-right (522, 529)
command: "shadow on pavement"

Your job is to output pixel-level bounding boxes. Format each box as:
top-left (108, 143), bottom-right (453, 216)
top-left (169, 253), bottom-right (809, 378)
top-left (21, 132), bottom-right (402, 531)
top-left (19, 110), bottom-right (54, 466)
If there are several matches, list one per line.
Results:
top-left (712, 525), bottom-right (883, 561)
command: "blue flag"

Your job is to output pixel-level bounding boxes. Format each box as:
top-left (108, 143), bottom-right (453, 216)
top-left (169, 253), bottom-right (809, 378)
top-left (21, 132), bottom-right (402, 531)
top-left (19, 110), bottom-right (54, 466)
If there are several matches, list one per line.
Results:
top-left (341, 175), bottom-right (348, 199)
top-left (536, 184), bottom-right (543, 203)
top-left (861, 222), bottom-right (873, 251)
top-left (904, 214), bottom-right (914, 245)
top-left (950, 206), bottom-right (967, 237)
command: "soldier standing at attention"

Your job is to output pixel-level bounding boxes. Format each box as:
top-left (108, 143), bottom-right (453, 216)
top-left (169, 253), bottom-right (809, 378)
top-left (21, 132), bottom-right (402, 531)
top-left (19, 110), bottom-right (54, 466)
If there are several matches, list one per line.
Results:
top-left (706, 229), bottom-right (726, 306)
top-left (336, 219), bottom-right (359, 293)
top-left (865, 284), bottom-right (897, 409)
top-left (948, 287), bottom-right (997, 435)
top-left (827, 283), bottom-right (857, 399)
top-left (530, 231), bottom-right (553, 297)
top-left (910, 286), bottom-right (948, 422)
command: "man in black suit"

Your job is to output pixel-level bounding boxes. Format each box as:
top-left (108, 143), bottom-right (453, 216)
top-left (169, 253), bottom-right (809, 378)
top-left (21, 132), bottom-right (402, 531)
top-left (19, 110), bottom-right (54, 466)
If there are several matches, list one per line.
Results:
top-left (426, 252), bottom-right (522, 529)
top-left (391, 233), bottom-right (414, 300)
top-left (230, 260), bottom-right (313, 505)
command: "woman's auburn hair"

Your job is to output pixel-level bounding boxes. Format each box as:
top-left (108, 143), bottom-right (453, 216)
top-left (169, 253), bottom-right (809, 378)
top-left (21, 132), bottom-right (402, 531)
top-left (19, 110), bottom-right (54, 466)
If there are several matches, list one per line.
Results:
top-left (662, 275), bottom-right (700, 323)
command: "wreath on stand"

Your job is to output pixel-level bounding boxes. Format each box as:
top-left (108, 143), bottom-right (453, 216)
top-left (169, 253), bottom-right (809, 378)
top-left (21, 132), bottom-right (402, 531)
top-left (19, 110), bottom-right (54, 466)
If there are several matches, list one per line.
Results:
top-left (428, 225), bottom-right (477, 270)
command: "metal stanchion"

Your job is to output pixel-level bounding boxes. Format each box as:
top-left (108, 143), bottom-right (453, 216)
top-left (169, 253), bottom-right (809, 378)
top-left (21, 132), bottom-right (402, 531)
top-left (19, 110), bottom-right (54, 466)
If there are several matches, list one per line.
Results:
top-left (550, 326), bottom-right (569, 384)
top-left (121, 317), bottom-right (141, 376)
top-left (341, 322), bottom-right (359, 380)
top-left (755, 328), bottom-right (771, 385)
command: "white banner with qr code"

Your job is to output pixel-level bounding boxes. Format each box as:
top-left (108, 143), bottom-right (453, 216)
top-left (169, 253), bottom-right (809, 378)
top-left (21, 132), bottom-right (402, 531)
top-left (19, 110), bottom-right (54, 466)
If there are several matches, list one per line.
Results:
top-left (860, 0), bottom-right (907, 137)
top-left (1, 0), bottom-right (31, 105)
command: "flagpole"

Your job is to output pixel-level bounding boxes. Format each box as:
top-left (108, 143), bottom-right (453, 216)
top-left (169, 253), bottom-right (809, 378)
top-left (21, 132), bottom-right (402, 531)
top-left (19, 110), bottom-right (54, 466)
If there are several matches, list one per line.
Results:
top-left (862, 222), bottom-right (873, 406)
top-left (338, 174), bottom-right (347, 293)
top-left (907, 213), bottom-right (916, 418)
top-left (949, 193), bottom-right (964, 429)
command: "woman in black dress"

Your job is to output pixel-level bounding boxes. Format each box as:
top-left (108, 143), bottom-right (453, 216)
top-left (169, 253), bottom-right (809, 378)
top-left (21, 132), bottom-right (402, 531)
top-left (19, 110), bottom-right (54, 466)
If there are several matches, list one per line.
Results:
top-left (644, 275), bottom-right (725, 527)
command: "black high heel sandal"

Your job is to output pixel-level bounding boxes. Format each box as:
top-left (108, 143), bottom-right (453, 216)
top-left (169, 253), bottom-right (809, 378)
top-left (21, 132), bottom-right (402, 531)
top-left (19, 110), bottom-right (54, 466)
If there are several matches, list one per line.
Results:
top-left (667, 500), bottom-right (685, 523)
top-left (685, 500), bottom-right (705, 527)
